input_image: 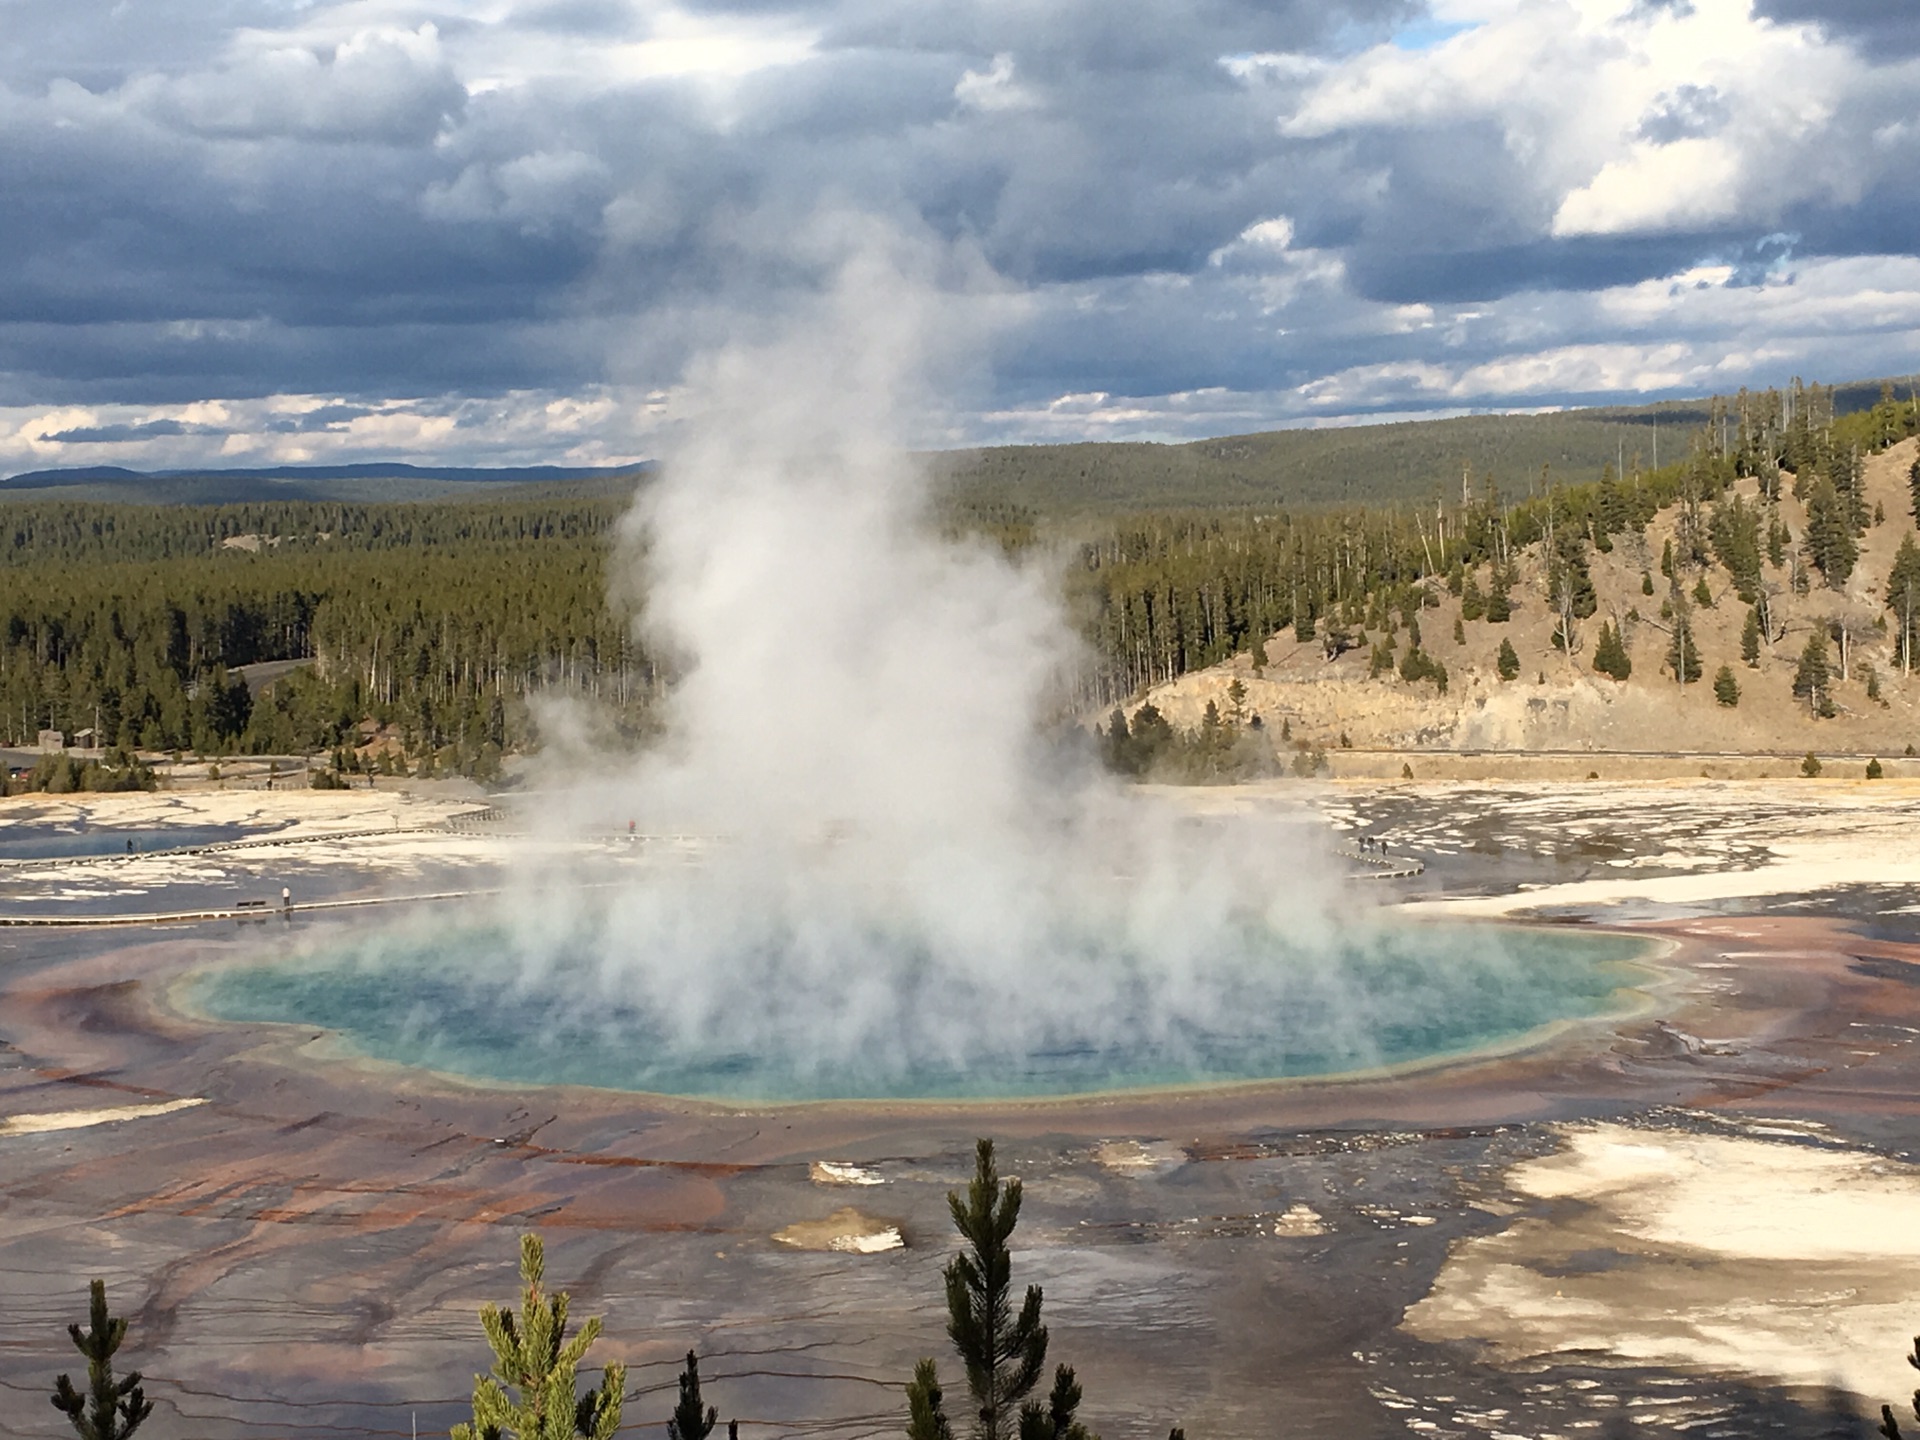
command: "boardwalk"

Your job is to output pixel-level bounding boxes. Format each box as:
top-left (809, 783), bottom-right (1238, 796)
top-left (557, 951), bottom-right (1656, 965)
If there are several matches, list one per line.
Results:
top-left (1332, 844), bottom-right (1425, 880)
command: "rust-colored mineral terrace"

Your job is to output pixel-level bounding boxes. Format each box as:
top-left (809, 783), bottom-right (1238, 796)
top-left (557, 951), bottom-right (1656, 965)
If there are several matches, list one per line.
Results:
top-left (7, 784), bottom-right (1920, 1439)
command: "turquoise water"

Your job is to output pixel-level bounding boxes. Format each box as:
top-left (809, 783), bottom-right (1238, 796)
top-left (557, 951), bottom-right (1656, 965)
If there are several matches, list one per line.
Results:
top-left (187, 920), bottom-right (1651, 1102)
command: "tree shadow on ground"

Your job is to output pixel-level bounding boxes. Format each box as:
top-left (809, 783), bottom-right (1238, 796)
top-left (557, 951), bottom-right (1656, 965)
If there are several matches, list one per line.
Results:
top-left (1379, 1348), bottom-right (1885, 1440)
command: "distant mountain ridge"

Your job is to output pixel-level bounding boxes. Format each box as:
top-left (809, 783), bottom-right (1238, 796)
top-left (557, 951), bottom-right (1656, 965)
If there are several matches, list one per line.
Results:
top-left (1, 460), bottom-right (649, 486)
top-left (932, 380), bottom-right (1919, 515)
top-left (6, 377), bottom-right (1912, 513)
top-left (0, 460), bottom-right (654, 505)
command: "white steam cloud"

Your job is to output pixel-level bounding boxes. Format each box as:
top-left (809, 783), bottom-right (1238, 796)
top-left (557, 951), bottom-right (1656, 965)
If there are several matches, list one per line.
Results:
top-left (490, 229), bottom-right (1389, 1097)
top-left (190, 227), bottom-right (1631, 1100)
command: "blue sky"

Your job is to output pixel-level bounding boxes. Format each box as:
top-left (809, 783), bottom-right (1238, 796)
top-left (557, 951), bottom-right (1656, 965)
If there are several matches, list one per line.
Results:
top-left (0, 0), bottom-right (1916, 471)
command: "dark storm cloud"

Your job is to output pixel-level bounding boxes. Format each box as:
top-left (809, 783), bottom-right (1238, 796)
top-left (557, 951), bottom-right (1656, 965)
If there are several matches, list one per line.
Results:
top-left (822, 0), bottom-right (1405, 69)
top-left (1342, 234), bottom-right (1729, 307)
top-left (0, 0), bottom-right (277, 89)
top-left (1786, 180), bottom-right (1920, 262)
top-left (0, 0), bottom-right (1424, 410)
top-left (44, 419), bottom-right (199, 443)
top-left (1268, 115), bottom-right (1728, 310)
top-left (264, 404), bottom-right (378, 433)
top-left (0, 0), bottom-right (1914, 461)
top-left (1753, 0), bottom-right (1920, 59)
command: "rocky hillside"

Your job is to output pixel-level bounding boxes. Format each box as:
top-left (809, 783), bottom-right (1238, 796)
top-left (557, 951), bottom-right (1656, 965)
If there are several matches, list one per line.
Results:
top-left (1140, 437), bottom-right (1920, 756)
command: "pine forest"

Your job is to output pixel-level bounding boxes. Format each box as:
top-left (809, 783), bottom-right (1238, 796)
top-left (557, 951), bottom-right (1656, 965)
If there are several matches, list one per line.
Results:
top-left (3, 380), bottom-right (1916, 782)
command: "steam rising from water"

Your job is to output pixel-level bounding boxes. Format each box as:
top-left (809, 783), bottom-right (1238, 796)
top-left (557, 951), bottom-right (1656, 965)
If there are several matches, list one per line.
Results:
top-left (193, 238), bottom-right (1649, 1097)
top-left (507, 237), bottom-right (1382, 1088)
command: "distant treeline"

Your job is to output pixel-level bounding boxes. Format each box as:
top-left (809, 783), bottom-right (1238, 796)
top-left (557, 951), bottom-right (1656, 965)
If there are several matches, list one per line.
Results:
top-left (2, 496), bottom-right (625, 565)
top-left (930, 376), bottom-right (1919, 516)
top-left (5, 380), bottom-right (1915, 775)
top-left (2, 500), bottom-right (642, 773)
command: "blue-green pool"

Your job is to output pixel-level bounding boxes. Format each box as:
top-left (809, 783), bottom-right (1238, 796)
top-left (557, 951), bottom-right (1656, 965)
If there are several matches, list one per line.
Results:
top-left (186, 917), bottom-right (1653, 1103)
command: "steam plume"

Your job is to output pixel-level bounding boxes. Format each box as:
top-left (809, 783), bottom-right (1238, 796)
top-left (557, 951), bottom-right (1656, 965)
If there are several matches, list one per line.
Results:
top-left (496, 233), bottom-right (1379, 1095)
top-left (184, 228), bottom-right (1635, 1100)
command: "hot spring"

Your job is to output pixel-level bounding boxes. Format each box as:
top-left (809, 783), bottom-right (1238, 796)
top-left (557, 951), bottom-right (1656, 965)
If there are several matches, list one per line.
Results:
top-left (186, 911), bottom-right (1653, 1103)
top-left (176, 255), bottom-right (1656, 1107)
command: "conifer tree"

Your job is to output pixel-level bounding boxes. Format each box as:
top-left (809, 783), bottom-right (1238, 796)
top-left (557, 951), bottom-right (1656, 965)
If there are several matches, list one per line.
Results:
top-left (1794, 632), bottom-right (1835, 717)
top-left (1101, 710), bottom-right (1133, 775)
top-left (1829, 444), bottom-right (1868, 531)
top-left (1196, 701), bottom-right (1230, 775)
top-left (1592, 623), bottom-right (1631, 681)
top-left (1496, 637), bottom-right (1519, 681)
top-left (669, 1352), bottom-right (718, 1440)
top-left (1113, 703), bottom-right (1173, 776)
top-left (906, 1147), bottom-right (1142, 1440)
top-left (1224, 678), bottom-right (1247, 725)
top-left (940, 1140), bottom-right (1048, 1440)
top-left (1665, 609), bottom-right (1701, 684)
top-left (1018, 1365), bottom-right (1097, 1440)
top-left (1888, 534), bottom-right (1920, 673)
top-left (1804, 478), bottom-right (1860, 588)
top-left (1713, 664), bottom-right (1739, 707)
top-left (908, 1360), bottom-right (955, 1440)
top-left (1547, 533), bottom-right (1597, 654)
top-left (52, 1281), bottom-right (152, 1440)
top-left (1461, 574), bottom-right (1486, 621)
top-left (452, 1234), bottom-right (625, 1440)
top-left (1709, 494), bottom-right (1763, 601)
top-left (1398, 647), bottom-right (1448, 692)
top-left (1485, 568), bottom-right (1513, 623)
top-left (1741, 607), bottom-right (1762, 667)
top-left (1910, 456), bottom-right (1920, 528)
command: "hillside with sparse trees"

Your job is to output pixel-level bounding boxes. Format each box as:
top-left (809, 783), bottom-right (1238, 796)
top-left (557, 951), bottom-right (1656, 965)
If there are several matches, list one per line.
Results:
top-left (1102, 383), bottom-right (1920, 772)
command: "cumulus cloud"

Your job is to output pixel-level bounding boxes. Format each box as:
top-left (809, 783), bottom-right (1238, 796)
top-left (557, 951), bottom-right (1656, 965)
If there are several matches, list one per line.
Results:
top-left (1273, 0), bottom-right (1914, 294)
top-left (422, 149), bottom-right (614, 232)
top-left (0, 390), bottom-right (654, 473)
top-left (1633, 83), bottom-right (1730, 143)
top-left (953, 53), bottom-right (1039, 112)
top-left (128, 24), bottom-right (467, 143)
top-left (0, 0), bottom-right (1915, 468)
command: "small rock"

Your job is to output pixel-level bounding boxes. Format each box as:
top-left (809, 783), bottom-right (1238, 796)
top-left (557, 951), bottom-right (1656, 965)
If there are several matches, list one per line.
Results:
top-left (809, 1160), bottom-right (885, 1186)
top-left (1272, 1203), bottom-right (1328, 1237)
top-left (1094, 1140), bottom-right (1187, 1176)
top-left (773, 1207), bottom-right (904, 1254)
